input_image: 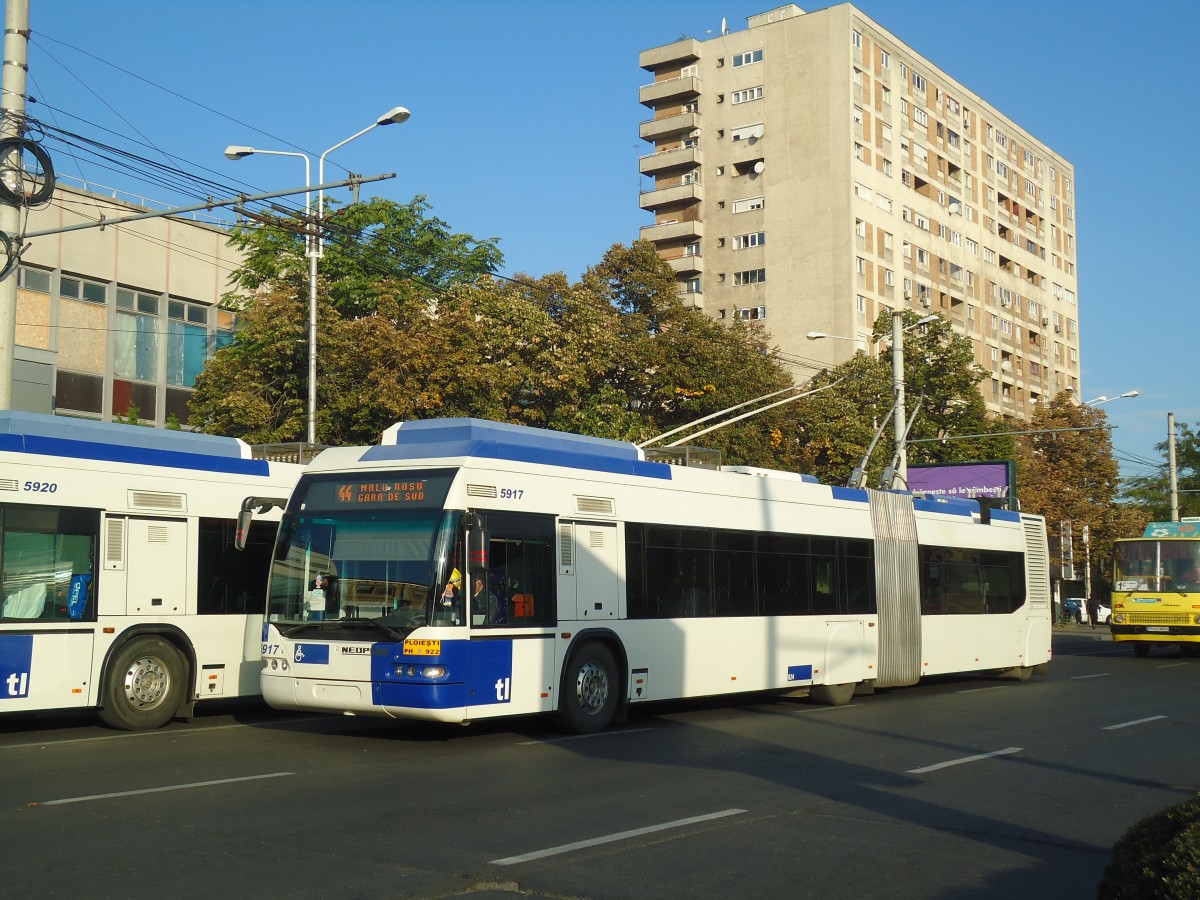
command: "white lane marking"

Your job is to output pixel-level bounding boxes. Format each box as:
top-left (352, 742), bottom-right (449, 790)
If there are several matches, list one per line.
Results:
top-left (1103, 715), bottom-right (1168, 731)
top-left (0, 715), bottom-right (329, 752)
top-left (36, 772), bottom-right (294, 806)
top-left (516, 727), bottom-right (653, 746)
top-left (491, 808), bottom-right (747, 865)
top-left (1070, 673), bottom-right (1111, 680)
top-left (907, 747), bottom-right (1022, 774)
top-left (1157, 663), bottom-right (1190, 669)
top-left (956, 686), bottom-right (1009, 694)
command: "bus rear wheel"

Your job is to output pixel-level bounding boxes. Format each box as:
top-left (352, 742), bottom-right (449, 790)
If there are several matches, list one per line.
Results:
top-left (810, 682), bottom-right (856, 706)
top-left (100, 636), bottom-right (187, 731)
top-left (560, 642), bottom-right (618, 734)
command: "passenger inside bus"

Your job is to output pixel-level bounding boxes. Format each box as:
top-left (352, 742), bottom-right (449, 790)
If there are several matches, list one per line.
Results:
top-left (1174, 561), bottom-right (1200, 590)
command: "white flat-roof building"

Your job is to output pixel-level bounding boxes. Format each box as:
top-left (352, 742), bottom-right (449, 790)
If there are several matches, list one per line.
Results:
top-left (11, 181), bottom-right (243, 426)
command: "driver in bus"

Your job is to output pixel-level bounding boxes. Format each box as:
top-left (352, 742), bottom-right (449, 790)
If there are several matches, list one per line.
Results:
top-left (1175, 561), bottom-right (1200, 590)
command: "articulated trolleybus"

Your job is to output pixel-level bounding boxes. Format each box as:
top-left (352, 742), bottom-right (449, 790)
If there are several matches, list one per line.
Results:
top-left (259, 419), bottom-right (1052, 732)
top-left (0, 412), bottom-right (303, 730)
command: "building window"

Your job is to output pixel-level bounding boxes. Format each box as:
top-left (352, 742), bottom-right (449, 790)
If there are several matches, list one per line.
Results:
top-left (856, 257), bottom-right (867, 275)
top-left (852, 30), bottom-right (862, 49)
top-left (880, 49), bottom-right (890, 69)
top-left (732, 49), bottom-right (763, 67)
top-left (682, 277), bottom-right (701, 294)
top-left (911, 72), bottom-right (926, 92)
top-left (60, 275), bottom-right (107, 304)
top-left (737, 306), bottom-right (767, 320)
top-left (913, 108), bottom-right (928, 128)
top-left (55, 371), bottom-right (103, 414)
top-left (733, 268), bottom-right (766, 285)
top-left (167, 298), bottom-right (210, 388)
top-left (732, 195), bottom-right (765, 213)
top-left (114, 288), bottom-right (159, 383)
top-left (731, 86), bottom-right (764, 105)
top-left (856, 295), bottom-right (867, 313)
top-left (18, 266), bottom-right (51, 293)
top-left (733, 231), bottom-right (766, 249)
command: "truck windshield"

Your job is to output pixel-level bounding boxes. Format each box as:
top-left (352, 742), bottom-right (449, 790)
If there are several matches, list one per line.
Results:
top-left (266, 469), bottom-right (460, 637)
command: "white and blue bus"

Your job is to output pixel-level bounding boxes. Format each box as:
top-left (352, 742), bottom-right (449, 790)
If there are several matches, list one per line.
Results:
top-left (258, 419), bottom-right (1052, 732)
top-left (0, 412), bottom-right (304, 730)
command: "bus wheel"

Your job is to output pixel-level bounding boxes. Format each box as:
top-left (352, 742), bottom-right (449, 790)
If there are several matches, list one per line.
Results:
top-left (810, 682), bottom-right (856, 706)
top-left (560, 642), bottom-right (618, 734)
top-left (99, 637), bottom-right (187, 731)
top-left (1133, 644), bottom-right (1151, 658)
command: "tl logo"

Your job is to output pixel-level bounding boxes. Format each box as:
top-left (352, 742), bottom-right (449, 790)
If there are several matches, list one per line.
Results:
top-left (494, 677), bottom-right (511, 702)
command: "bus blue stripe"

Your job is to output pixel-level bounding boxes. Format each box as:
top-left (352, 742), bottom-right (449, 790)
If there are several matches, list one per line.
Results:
top-left (0, 434), bottom-right (271, 477)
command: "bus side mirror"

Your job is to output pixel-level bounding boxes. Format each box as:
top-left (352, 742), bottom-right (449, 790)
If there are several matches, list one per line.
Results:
top-left (235, 496), bottom-right (288, 551)
top-left (235, 509), bottom-right (253, 551)
top-left (467, 524), bottom-right (489, 570)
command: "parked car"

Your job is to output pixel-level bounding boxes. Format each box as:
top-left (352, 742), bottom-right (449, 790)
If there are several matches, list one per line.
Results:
top-left (1063, 597), bottom-right (1111, 625)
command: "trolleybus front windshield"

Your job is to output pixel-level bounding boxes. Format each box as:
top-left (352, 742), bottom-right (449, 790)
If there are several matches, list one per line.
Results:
top-left (266, 469), bottom-right (459, 638)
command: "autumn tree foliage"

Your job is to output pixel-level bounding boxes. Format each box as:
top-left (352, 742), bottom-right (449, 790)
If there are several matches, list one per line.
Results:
top-left (1012, 393), bottom-right (1147, 594)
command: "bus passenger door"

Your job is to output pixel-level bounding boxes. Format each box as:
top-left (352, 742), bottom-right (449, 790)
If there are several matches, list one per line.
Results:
top-left (105, 517), bottom-right (188, 616)
top-left (567, 522), bottom-right (618, 621)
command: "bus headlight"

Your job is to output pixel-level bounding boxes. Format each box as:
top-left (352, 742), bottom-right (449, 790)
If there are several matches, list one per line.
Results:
top-left (396, 665), bottom-right (449, 679)
top-left (1194, 614), bottom-right (1200, 625)
top-left (1113, 613), bottom-right (1125, 624)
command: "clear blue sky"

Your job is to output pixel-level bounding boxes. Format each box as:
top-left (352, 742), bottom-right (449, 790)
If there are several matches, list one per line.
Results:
top-left (20, 0), bottom-right (1196, 481)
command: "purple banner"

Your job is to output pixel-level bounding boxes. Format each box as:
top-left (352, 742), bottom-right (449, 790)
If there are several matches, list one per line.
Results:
top-left (908, 462), bottom-right (1011, 499)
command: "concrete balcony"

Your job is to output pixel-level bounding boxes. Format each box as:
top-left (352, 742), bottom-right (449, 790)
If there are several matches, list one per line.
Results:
top-left (639, 38), bottom-right (702, 71)
top-left (639, 181), bottom-right (701, 210)
top-left (640, 218), bottom-right (704, 243)
top-left (639, 145), bottom-right (701, 175)
top-left (639, 111), bottom-right (700, 142)
top-left (639, 75), bottom-right (700, 107)
top-left (666, 253), bottom-right (704, 276)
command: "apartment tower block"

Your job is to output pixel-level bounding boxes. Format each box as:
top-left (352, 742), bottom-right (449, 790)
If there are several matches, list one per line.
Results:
top-left (637, 3), bottom-right (1080, 414)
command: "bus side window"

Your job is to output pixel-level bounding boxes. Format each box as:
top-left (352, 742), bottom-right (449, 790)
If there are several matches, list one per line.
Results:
top-left (474, 512), bottom-right (555, 627)
top-left (1, 507), bottom-right (98, 622)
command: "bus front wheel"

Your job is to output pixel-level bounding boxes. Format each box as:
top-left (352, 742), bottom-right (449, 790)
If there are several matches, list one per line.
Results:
top-left (810, 682), bottom-right (856, 706)
top-left (100, 636), bottom-right (187, 731)
top-left (560, 642), bottom-right (619, 734)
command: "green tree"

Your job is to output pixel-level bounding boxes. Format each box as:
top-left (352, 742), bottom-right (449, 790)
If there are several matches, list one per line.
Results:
top-left (788, 311), bottom-right (1012, 487)
top-left (1121, 420), bottom-right (1200, 520)
top-left (224, 195), bottom-right (503, 316)
top-left (193, 236), bottom-right (798, 453)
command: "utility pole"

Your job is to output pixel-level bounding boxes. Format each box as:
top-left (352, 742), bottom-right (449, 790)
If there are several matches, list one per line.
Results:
top-left (0, 0), bottom-right (30, 409)
top-left (891, 309), bottom-right (906, 489)
top-left (1168, 411), bottom-right (1180, 522)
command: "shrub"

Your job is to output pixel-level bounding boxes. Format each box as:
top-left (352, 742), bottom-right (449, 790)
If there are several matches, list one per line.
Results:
top-left (1098, 793), bottom-right (1200, 898)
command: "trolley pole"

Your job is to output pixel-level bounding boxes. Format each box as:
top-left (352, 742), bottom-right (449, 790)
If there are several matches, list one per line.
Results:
top-left (0, 0), bottom-right (30, 409)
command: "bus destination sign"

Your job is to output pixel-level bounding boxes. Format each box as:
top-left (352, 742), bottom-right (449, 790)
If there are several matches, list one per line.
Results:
top-left (301, 469), bottom-right (454, 511)
top-left (335, 480), bottom-right (428, 505)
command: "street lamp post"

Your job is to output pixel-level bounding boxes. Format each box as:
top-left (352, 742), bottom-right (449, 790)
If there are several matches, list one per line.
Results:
top-left (224, 105), bottom-right (410, 445)
top-left (1083, 390), bottom-right (1139, 406)
top-left (807, 312), bottom-right (937, 487)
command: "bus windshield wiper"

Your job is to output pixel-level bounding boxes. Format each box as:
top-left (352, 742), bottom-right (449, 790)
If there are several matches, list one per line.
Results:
top-left (334, 617), bottom-right (407, 640)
